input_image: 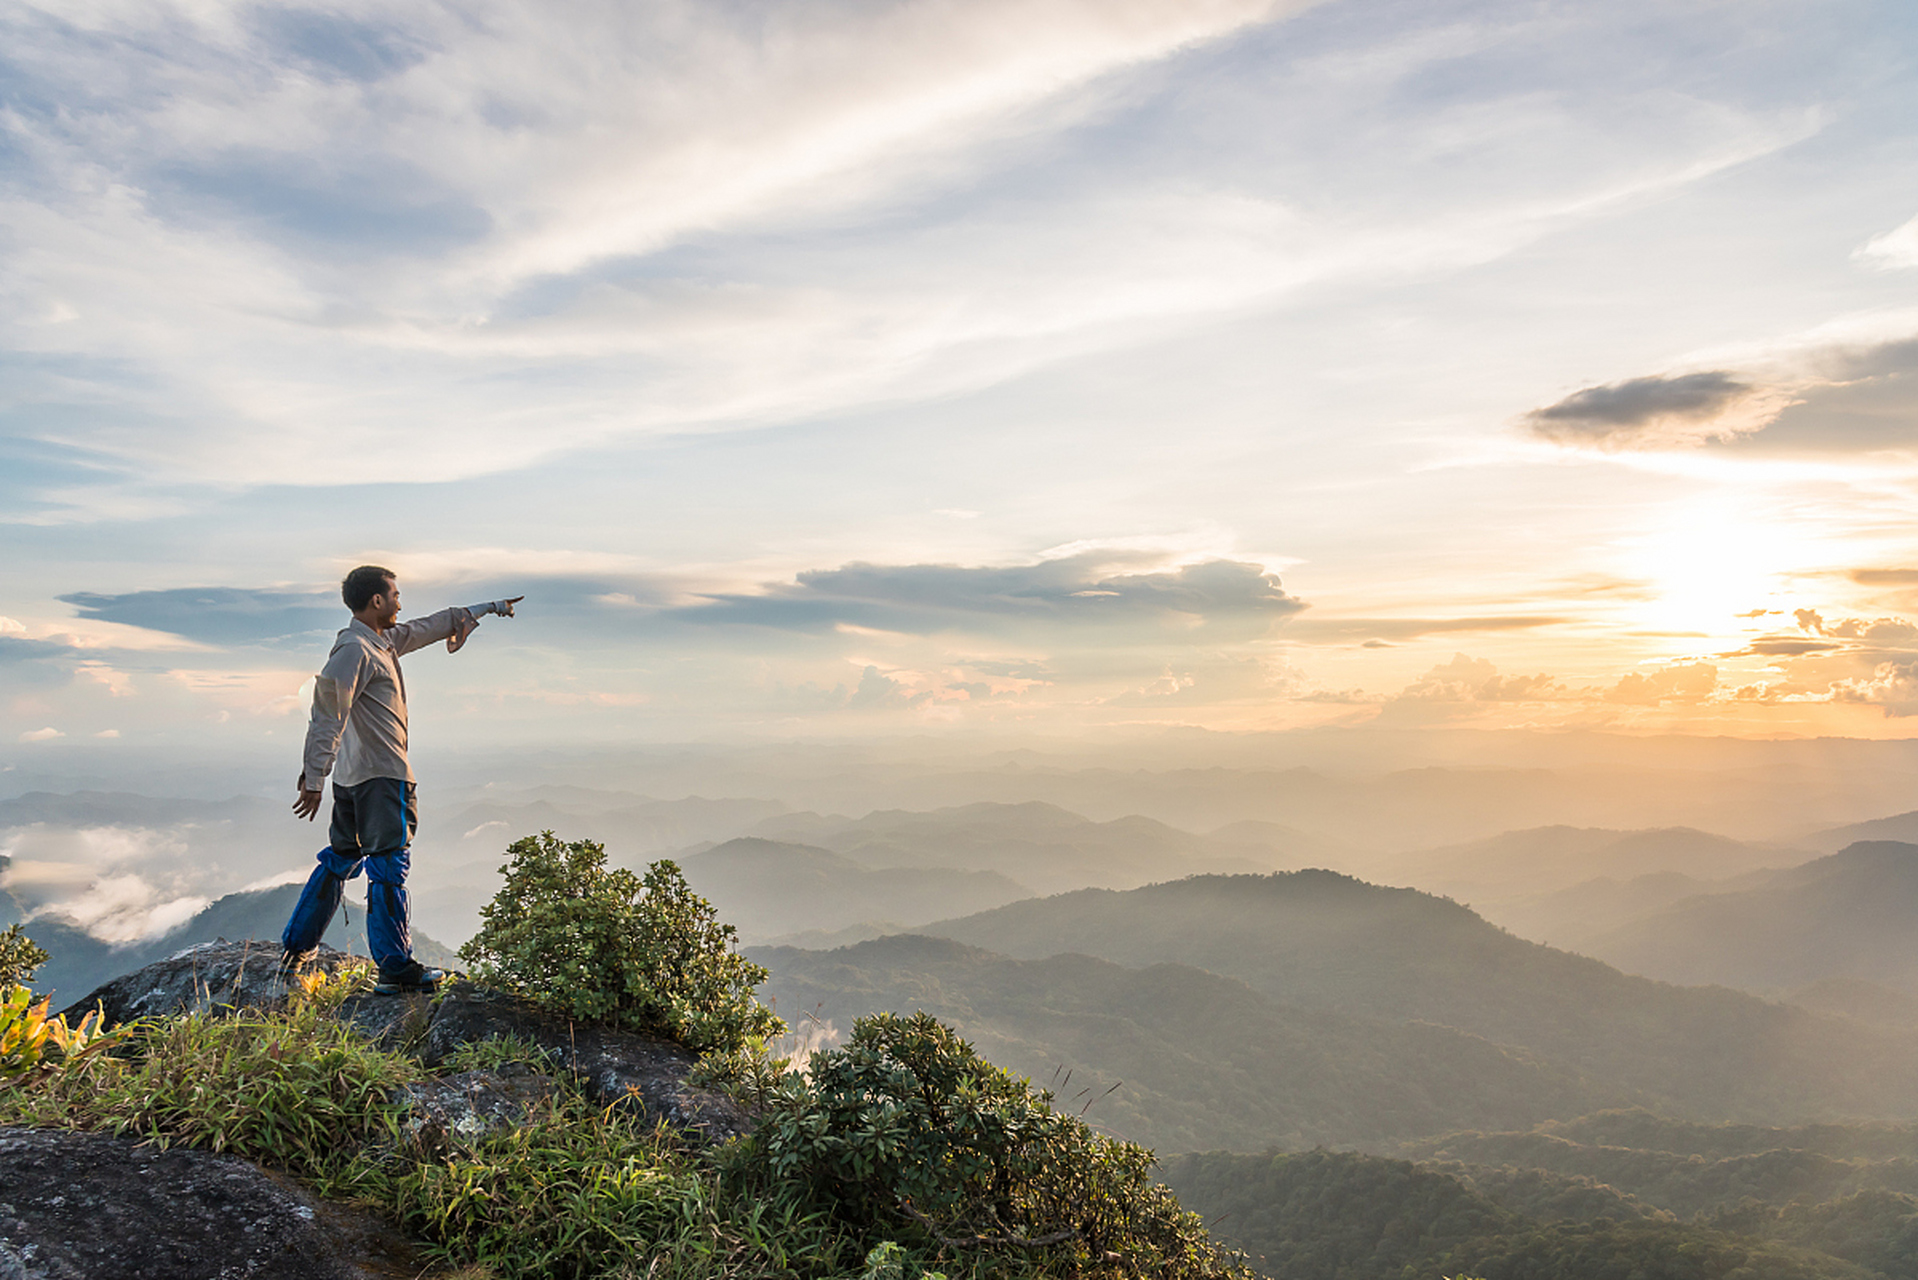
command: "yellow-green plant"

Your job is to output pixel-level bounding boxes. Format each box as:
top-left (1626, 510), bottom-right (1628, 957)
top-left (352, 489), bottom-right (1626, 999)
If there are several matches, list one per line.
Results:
top-left (0, 984), bottom-right (121, 1082)
top-left (2, 992), bottom-right (416, 1179)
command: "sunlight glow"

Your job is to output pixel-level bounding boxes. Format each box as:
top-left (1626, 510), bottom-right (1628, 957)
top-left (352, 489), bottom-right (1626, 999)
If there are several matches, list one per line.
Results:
top-left (1617, 505), bottom-right (1813, 640)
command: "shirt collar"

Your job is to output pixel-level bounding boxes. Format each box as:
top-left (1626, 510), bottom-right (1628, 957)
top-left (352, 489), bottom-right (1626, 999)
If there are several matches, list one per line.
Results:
top-left (346, 617), bottom-right (392, 650)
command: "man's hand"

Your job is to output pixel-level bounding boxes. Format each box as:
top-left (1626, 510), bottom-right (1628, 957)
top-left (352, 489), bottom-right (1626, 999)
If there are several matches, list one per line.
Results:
top-left (292, 775), bottom-right (323, 821)
top-left (497, 595), bottom-right (524, 618)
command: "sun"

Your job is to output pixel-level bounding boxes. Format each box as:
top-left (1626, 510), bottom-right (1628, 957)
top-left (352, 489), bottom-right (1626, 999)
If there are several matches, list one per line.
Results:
top-left (1618, 505), bottom-right (1807, 641)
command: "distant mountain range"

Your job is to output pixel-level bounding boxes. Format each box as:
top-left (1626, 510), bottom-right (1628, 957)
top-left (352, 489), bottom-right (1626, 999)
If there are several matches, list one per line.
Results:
top-left (681, 838), bottom-right (1029, 941)
top-left (1379, 824), bottom-right (1794, 907)
top-left (753, 933), bottom-right (1611, 1152)
top-left (905, 871), bottom-right (1918, 1126)
top-left (1574, 841), bottom-right (1918, 995)
top-left (1805, 809), bottom-right (1918, 852)
top-left (737, 800), bottom-right (1322, 896)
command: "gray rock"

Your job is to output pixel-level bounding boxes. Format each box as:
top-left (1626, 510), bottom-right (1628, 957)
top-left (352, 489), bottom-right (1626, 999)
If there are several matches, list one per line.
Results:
top-left (391, 1065), bottom-right (559, 1150)
top-left (60, 941), bottom-right (756, 1144)
top-left (0, 1127), bottom-right (411, 1279)
top-left (55, 941), bottom-right (359, 1027)
top-left (419, 984), bottom-right (755, 1142)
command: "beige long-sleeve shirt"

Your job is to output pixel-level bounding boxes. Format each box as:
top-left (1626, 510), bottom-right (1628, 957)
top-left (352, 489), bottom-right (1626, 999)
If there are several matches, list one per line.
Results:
top-left (302, 606), bottom-right (485, 789)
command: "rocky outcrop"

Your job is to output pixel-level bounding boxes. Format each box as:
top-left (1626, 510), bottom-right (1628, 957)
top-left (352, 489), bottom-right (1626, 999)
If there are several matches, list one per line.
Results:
top-left (60, 941), bottom-right (754, 1144)
top-left (0, 1127), bottom-right (418, 1280)
top-left (56, 940), bottom-right (358, 1028)
top-left (391, 1065), bottom-right (558, 1149)
top-left (415, 984), bottom-right (753, 1141)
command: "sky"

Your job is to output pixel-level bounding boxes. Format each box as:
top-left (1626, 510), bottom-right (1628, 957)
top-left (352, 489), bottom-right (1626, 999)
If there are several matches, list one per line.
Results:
top-left (5, 0), bottom-right (1918, 768)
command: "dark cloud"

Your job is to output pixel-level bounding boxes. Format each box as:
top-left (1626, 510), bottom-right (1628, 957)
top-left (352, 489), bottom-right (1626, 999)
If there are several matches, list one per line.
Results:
top-left (60, 588), bottom-right (343, 645)
top-left (1522, 337), bottom-right (1918, 457)
top-left (1726, 339), bottom-right (1918, 453)
top-left (1852, 569), bottom-right (1918, 586)
top-left (1724, 637), bottom-right (1841, 657)
top-left (0, 635), bottom-right (80, 663)
top-left (1523, 371), bottom-right (1764, 449)
top-left (670, 555), bottom-right (1305, 642)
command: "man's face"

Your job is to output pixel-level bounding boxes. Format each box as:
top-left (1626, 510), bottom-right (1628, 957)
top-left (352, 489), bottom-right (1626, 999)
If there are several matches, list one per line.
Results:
top-left (368, 578), bottom-right (401, 630)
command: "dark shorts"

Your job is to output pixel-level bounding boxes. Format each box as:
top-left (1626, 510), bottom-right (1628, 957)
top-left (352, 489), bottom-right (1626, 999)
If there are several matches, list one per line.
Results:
top-left (328, 776), bottom-right (417, 865)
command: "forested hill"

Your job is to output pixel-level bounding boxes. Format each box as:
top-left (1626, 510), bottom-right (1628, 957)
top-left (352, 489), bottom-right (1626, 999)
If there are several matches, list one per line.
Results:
top-left (753, 934), bottom-right (1617, 1151)
top-left (1580, 840), bottom-right (1918, 993)
top-left (1159, 1146), bottom-right (1909, 1280)
top-left (919, 871), bottom-right (1918, 1121)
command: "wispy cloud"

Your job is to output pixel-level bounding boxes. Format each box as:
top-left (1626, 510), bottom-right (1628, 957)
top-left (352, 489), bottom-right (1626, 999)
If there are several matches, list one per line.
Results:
top-left (0, 0), bottom-right (1831, 500)
top-left (1855, 213), bottom-right (1918, 270)
top-left (59, 587), bottom-right (341, 645)
top-left (671, 553), bottom-right (1305, 641)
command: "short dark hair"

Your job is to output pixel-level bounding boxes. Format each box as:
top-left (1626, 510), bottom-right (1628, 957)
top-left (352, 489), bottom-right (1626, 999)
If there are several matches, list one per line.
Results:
top-left (342, 565), bottom-right (397, 612)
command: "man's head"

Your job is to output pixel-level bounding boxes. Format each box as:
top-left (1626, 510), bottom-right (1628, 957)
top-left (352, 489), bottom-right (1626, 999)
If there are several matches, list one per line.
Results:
top-left (342, 565), bottom-right (400, 630)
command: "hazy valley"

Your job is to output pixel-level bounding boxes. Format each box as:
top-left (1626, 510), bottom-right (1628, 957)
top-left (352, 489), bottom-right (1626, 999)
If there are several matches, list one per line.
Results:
top-left (12, 734), bottom-right (1918, 1278)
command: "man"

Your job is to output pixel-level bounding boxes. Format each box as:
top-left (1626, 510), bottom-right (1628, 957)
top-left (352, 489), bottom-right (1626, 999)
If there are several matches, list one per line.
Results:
top-left (281, 564), bottom-right (523, 994)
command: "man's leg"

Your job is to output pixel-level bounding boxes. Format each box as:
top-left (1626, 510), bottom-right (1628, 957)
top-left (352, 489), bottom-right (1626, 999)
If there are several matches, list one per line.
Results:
top-left (280, 785), bottom-right (367, 962)
top-left (358, 778), bottom-right (421, 979)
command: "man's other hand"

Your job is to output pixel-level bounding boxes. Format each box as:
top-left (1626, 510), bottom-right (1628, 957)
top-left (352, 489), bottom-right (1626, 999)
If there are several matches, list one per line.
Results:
top-left (292, 776), bottom-right (323, 821)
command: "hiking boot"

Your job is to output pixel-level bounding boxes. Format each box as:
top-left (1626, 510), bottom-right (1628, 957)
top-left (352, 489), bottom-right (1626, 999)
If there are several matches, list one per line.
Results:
top-left (278, 946), bottom-right (319, 975)
top-left (373, 962), bottom-right (445, 995)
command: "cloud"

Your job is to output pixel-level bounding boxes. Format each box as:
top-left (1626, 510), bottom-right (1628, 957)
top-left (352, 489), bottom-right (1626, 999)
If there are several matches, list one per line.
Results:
top-left (1851, 569), bottom-right (1918, 586)
top-left (1605, 663), bottom-right (1717, 704)
top-left (1727, 637), bottom-right (1840, 656)
top-left (59, 587), bottom-right (342, 645)
top-left (1854, 213), bottom-right (1918, 270)
top-left (18, 727), bottom-right (64, 742)
top-left (1789, 610), bottom-right (1918, 651)
top-left (1286, 615), bottom-right (1568, 644)
top-left (1102, 655), bottom-right (1301, 706)
top-left (1832, 661), bottom-right (1918, 717)
top-left (1524, 334), bottom-right (1918, 457)
top-left (1394, 654), bottom-right (1563, 703)
top-left (846, 665), bottom-right (925, 710)
top-left (0, 0), bottom-right (1834, 502)
top-left (0, 635), bottom-right (82, 663)
top-left (1741, 337), bottom-right (1918, 453)
top-left (671, 553), bottom-right (1305, 642)
top-left (1522, 371), bottom-right (1791, 449)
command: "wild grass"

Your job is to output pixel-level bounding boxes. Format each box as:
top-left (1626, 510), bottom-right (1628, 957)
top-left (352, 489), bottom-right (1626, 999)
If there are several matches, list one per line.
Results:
top-left (0, 984), bottom-right (417, 1180)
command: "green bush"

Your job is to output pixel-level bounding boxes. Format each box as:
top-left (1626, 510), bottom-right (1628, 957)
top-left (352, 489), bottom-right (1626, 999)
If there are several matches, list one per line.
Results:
top-left (460, 832), bottom-right (783, 1055)
top-left (749, 1012), bottom-right (1253, 1279)
top-left (0, 924), bottom-right (48, 987)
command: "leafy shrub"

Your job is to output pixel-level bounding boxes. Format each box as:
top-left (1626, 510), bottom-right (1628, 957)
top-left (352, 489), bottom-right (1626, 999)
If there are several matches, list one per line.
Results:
top-left (749, 1011), bottom-right (1253, 1279)
top-left (460, 833), bottom-right (783, 1054)
top-left (0, 924), bottom-right (48, 987)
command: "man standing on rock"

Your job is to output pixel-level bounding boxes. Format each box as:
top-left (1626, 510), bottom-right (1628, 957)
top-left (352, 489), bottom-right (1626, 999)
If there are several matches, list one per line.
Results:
top-left (281, 565), bottom-right (522, 994)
